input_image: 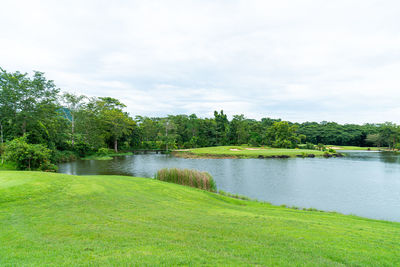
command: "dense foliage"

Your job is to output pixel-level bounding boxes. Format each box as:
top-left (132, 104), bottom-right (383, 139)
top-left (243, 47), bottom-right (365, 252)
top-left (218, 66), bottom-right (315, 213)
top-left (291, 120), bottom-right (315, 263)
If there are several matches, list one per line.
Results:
top-left (5, 136), bottom-right (56, 171)
top-left (1, 67), bottom-right (400, 167)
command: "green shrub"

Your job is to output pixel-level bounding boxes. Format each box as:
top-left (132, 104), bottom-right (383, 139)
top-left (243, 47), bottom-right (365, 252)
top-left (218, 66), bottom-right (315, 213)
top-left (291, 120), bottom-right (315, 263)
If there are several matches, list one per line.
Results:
top-left (39, 159), bottom-right (58, 172)
top-left (5, 136), bottom-right (56, 171)
top-left (51, 150), bottom-right (78, 163)
top-left (305, 142), bottom-right (315, 149)
top-left (317, 143), bottom-right (326, 151)
top-left (97, 147), bottom-right (112, 156)
top-left (155, 168), bottom-right (217, 192)
top-left (73, 142), bottom-right (92, 157)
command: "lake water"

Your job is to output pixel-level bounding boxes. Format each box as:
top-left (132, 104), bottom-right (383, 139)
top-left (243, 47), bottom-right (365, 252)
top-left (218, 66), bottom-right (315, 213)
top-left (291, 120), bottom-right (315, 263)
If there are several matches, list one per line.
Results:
top-left (58, 151), bottom-right (400, 222)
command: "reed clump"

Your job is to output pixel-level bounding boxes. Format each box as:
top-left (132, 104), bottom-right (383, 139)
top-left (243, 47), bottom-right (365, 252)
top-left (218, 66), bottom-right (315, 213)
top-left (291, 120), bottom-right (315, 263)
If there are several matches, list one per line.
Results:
top-left (155, 168), bottom-right (217, 192)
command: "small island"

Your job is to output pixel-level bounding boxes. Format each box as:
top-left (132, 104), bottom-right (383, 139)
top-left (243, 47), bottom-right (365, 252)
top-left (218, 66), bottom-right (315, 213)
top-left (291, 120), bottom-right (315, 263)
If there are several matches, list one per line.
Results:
top-left (173, 145), bottom-right (342, 159)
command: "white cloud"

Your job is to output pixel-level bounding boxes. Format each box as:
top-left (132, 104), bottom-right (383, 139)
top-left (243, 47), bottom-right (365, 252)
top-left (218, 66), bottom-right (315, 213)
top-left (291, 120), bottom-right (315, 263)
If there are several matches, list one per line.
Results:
top-left (1, 0), bottom-right (400, 123)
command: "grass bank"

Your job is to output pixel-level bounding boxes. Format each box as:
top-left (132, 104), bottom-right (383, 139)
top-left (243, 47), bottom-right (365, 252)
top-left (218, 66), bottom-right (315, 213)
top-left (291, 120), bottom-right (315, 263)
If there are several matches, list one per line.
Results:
top-left (1, 171), bottom-right (399, 266)
top-left (174, 146), bottom-right (334, 159)
top-left (327, 145), bottom-right (385, 151)
top-left (81, 152), bottom-right (133, 160)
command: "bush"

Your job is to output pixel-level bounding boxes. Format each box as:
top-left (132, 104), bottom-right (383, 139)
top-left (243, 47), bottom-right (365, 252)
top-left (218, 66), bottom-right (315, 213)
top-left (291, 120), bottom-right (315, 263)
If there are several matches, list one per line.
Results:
top-left (317, 143), bottom-right (326, 151)
top-left (73, 142), bottom-right (92, 157)
top-left (97, 147), bottom-right (113, 156)
top-left (305, 142), bottom-right (315, 149)
top-left (155, 168), bottom-right (217, 192)
top-left (5, 136), bottom-right (56, 171)
top-left (39, 159), bottom-right (58, 172)
top-left (51, 150), bottom-right (78, 163)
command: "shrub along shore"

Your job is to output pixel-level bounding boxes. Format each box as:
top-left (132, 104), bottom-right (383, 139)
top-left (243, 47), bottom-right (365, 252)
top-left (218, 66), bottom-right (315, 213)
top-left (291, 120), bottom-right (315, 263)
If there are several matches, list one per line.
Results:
top-left (0, 171), bottom-right (399, 266)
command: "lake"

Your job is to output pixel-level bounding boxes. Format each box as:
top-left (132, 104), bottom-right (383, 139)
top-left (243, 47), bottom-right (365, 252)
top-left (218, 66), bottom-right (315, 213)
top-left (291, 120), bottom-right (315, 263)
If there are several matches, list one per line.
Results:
top-left (58, 151), bottom-right (400, 222)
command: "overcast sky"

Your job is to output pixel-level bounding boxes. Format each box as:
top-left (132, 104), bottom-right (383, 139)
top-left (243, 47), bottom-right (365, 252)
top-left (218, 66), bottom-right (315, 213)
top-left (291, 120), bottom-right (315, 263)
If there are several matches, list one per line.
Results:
top-left (1, 1), bottom-right (399, 124)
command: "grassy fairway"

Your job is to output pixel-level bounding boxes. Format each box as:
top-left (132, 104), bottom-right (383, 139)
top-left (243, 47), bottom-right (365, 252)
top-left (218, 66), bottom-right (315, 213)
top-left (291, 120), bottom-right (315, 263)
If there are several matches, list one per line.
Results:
top-left (175, 146), bottom-right (327, 158)
top-left (1, 172), bottom-right (399, 266)
top-left (327, 145), bottom-right (384, 151)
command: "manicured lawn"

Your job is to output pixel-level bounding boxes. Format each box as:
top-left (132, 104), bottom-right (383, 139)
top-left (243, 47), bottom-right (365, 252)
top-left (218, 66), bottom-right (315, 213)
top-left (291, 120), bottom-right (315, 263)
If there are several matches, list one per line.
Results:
top-left (1, 171), bottom-right (399, 266)
top-left (175, 146), bottom-right (327, 158)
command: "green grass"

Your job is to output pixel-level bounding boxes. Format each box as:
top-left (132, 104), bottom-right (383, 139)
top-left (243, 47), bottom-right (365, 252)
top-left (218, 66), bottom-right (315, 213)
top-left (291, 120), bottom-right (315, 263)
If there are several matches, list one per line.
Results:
top-left (81, 152), bottom-right (133, 160)
top-left (1, 171), bottom-right (399, 266)
top-left (327, 145), bottom-right (385, 151)
top-left (175, 146), bottom-right (327, 158)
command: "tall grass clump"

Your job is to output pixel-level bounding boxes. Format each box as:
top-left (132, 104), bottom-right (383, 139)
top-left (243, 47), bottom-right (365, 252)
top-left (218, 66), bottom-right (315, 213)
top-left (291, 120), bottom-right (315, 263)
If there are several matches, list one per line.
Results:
top-left (155, 168), bottom-right (217, 192)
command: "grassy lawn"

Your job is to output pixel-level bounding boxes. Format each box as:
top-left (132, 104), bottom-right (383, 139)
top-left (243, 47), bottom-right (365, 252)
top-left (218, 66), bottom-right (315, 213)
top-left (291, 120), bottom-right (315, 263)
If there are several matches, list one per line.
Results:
top-left (175, 146), bottom-right (327, 158)
top-left (327, 145), bottom-right (385, 151)
top-left (1, 171), bottom-right (399, 266)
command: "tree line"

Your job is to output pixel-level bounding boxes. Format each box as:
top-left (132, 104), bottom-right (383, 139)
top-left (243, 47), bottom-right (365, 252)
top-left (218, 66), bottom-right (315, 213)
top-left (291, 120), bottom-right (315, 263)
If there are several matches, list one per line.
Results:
top-left (1, 68), bottom-right (400, 169)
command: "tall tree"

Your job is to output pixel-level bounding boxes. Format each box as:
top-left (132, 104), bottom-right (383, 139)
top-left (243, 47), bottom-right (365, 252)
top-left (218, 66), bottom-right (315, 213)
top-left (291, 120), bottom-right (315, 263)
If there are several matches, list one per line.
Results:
top-left (61, 93), bottom-right (86, 147)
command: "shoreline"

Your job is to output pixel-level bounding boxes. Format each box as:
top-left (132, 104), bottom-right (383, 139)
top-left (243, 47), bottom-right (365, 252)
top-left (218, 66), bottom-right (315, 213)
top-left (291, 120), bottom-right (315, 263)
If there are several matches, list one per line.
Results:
top-left (172, 151), bottom-right (343, 159)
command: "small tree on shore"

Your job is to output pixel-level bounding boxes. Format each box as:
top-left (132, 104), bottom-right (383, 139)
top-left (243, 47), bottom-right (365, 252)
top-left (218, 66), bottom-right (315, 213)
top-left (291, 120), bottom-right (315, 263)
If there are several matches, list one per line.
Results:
top-left (5, 136), bottom-right (55, 170)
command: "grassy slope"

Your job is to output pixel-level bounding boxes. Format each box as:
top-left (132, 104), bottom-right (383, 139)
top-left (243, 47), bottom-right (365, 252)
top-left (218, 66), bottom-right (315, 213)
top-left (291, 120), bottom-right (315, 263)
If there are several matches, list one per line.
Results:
top-left (178, 146), bottom-right (326, 158)
top-left (1, 172), bottom-right (399, 266)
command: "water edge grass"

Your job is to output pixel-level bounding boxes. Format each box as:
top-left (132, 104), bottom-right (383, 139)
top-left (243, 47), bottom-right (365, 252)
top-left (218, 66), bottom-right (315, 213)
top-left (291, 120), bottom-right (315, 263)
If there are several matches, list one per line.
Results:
top-left (155, 168), bottom-right (217, 192)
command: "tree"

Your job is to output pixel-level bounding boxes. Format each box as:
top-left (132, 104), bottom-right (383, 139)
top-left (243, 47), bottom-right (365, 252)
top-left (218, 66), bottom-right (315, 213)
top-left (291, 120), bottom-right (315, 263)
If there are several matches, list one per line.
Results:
top-left (265, 121), bottom-right (301, 148)
top-left (61, 92), bottom-right (86, 147)
top-left (97, 98), bottom-right (135, 152)
top-left (365, 134), bottom-right (381, 147)
top-left (378, 122), bottom-right (399, 149)
top-left (5, 136), bottom-right (54, 170)
top-left (163, 119), bottom-right (177, 151)
top-left (0, 68), bottom-right (61, 147)
top-left (214, 110), bottom-right (229, 145)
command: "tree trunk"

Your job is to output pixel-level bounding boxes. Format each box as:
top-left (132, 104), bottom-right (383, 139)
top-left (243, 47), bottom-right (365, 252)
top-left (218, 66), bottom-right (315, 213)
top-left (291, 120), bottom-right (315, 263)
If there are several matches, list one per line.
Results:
top-left (114, 139), bottom-right (118, 153)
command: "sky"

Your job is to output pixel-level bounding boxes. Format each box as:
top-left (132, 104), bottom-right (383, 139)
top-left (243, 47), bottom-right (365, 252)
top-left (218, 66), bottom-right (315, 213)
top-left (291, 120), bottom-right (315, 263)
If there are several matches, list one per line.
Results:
top-left (1, 0), bottom-right (400, 124)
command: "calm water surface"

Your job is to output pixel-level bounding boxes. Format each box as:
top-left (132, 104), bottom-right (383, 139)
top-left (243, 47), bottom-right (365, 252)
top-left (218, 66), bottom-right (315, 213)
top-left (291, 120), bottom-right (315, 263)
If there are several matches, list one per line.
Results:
top-left (58, 151), bottom-right (400, 222)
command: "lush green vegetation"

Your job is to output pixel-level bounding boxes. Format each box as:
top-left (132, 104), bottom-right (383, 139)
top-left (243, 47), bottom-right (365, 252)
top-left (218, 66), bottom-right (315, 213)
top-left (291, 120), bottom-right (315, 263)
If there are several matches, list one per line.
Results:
top-left (0, 161), bottom-right (16, 170)
top-left (0, 171), bottom-right (399, 266)
top-left (155, 168), bottom-right (217, 192)
top-left (175, 146), bottom-right (329, 158)
top-left (1, 67), bottom-right (400, 169)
